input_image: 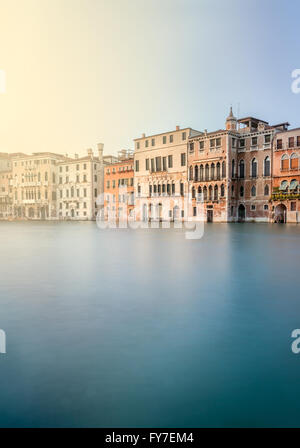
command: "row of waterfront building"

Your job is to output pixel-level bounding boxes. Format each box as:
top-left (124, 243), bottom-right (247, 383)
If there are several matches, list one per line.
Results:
top-left (1, 108), bottom-right (300, 223)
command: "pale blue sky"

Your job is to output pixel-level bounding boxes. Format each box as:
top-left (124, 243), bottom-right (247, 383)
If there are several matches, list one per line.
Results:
top-left (0, 0), bottom-right (299, 156)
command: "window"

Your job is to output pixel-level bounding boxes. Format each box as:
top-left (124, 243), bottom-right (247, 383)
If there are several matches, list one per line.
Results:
top-left (155, 157), bottom-right (161, 172)
top-left (189, 142), bottom-right (194, 153)
top-left (232, 159), bottom-right (235, 178)
top-left (189, 166), bottom-right (193, 181)
top-left (240, 139), bottom-right (245, 148)
top-left (265, 134), bottom-right (271, 144)
top-left (251, 158), bottom-right (257, 177)
top-left (182, 132), bottom-right (186, 140)
top-left (297, 136), bottom-right (300, 147)
top-left (180, 182), bottom-right (184, 196)
top-left (264, 184), bottom-right (269, 196)
top-left (239, 160), bottom-right (245, 178)
top-left (136, 142), bottom-right (140, 150)
top-left (199, 141), bottom-right (204, 151)
top-left (210, 139), bottom-right (215, 150)
top-left (146, 159), bottom-right (149, 170)
top-left (151, 138), bottom-right (155, 146)
top-left (251, 137), bottom-right (258, 146)
top-left (162, 157), bottom-right (167, 171)
top-left (240, 186), bottom-right (244, 197)
top-left (281, 154), bottom-right (289, 170)
top-left (135, 160), bottom-right (139, 172)
top-left (251, 185), bottom-right (256, 197)
top-left (193, 207), bottom-right (197, 217)
top-left (291, 153), bottom-right (298, 169)
top-left (291, 202), bottom-right (296, 211)
top-left (264, 204), bottom-right (269, 211)
top-left (289, 137), bottom-right (294, 148)
top-left (145, 140), bottom-right (149, 148)
top-left (264, 156), bottom-right (270, 176)
top-left (222, 161), bottom-right (226, 178)
top-left (168, 155), bottom-right (173, 168)
top-left (169, 135), bottom-right (173, 143)
top-left (251, 205), bottom-right (256, 211)
top-left (181, 153), bottom-right (186, 166)
top-left (172, 183), bottom-right (175, 195)
top-left (163, 136), bottom-right (167, 144)
top-left (216, 138), bottom-right (221, 147)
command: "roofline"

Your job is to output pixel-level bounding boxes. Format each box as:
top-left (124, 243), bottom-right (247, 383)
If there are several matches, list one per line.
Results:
top-left (133, 127), bottom-right (201, 141)
top-left (238, 117), bottom-right (269, 124)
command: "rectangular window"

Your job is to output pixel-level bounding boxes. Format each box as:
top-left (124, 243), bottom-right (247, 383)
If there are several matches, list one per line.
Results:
top-left (151, 158), bottom-right (155, 172)
top-left (163, 136), bottom-right (167, 144)
top-left (169, 135), bottom-right (173, 143)
top-left (251, 137), bottom-right (258, 146)
top-left (216, 138), bottom-right (221, 147)
top-left (265, 134), bottom-right (271, 143)
top-left (297, 136), bottom-right (300, 147)
top-left (291, 202), bottom-right (296, 211)
top-left (155, 157), bottom-right (162, 172)
top-left (182, 132), bottom-right (186, 140)
top-left (168, 155), bottom-right (173, 168)
top-left (193, 207), bottom-right (197, 217)
top-left (145, 140), bottom-right (149, 148)
top-left (151, 138), bottom-right (155, 146)
top-left (289, 137), bottom-right (294, 148)
top-left (181, 153), bottom-right (186, 166)
top-left (146, 158), bottom-right (149, 170)
top-left (199, 141), bottom-right (204, 151)
top-left (163, 157), bottom-right (167, 171)
top-left (251, 205), bottom-right (256, 211)
top-left (277, 139), bottom-right (283, 149)
top-left (210, 139), bottom-right (215, 149)
top-left (135, 160), bottom-right (139, 172)
top-left (240, 139), bottom-right (245, 148)
top-left (136, 142), bottom-right (140, 150)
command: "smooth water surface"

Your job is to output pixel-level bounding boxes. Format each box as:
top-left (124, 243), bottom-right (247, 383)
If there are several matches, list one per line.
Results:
top-left (0, 221), bottom-right (300, 427)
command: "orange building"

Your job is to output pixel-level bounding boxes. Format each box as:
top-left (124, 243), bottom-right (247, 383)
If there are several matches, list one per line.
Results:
top-left (104, 150), bottom-right (134, 222)
top-left (271, 129), bottom-right (300, 223)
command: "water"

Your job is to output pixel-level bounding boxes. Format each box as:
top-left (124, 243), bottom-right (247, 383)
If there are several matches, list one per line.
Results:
top-left (0, 221), bottom-right (300, 427)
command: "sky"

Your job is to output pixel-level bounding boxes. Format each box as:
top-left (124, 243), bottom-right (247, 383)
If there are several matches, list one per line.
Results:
top-left (0, 0), bottom-right (300, 157)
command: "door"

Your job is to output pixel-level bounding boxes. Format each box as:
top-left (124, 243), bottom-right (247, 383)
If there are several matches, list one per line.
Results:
top-left (207, 209), bottom-right (213, 222)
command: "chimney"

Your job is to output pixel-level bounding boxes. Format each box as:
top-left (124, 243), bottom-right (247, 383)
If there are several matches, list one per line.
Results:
top-left (142, 133), bottom-right (145, 138)
top-left (97, 143), bottom-right (104, 161)
top-left (176, 125), bottom-right (180, 131)
top-left (87, 148), bottom-right (93, 159)
top-left (74, 154), bottom-right (79, 159)
top-left (204, 129), bottom-right (207, 136)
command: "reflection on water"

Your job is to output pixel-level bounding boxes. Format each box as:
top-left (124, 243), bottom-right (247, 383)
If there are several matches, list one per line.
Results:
top-left (0, 222), bottom-right (300, 427)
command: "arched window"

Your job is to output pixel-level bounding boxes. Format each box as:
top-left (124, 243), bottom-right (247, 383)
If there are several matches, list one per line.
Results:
top-left (180, 182), bottom-right (184, 196)
top-left (172, 182), bottom-right (175, 195)
top-left (211, 163), bottom-right (215, 180)
top-left (200, 164), bottom-right (204, 181)
top-left (240, 186), bottom-right (244, 197)
top-left (214, 185), bottom-right (218, 201)
top-left (222, 161), bottom-right (226, 178)
top-left (216, 162), bottom-right (221, 180)
top-left (149, 184), bottom-right (152, 196)
top-left (239, 160), bottom-right (245, 178)
top-left (189, 166), bottom-right (193, 180)
top-left (209, 185), bottom-right (213, 201)
top-left (279, 180), bottom-right (288, 190)
top-left (221, 184), bottom-right (225, 197)
top-left (203, 186), bottom-right (208, 201)
top-left (158, 184), bottom-right (161, 195)
top-left (232, 159), bottom-right (235, 178)
top-left (198, 186), bottom-right (202, 201)
top-left (162, 184), bottom-right (166, 194)
top-left (281, 154), bottom-right (289, 170)
top-left (167, 183), bottom-right (170, 195)
top-left (290, 153), bottom-right (298, 170)
top-left (192, 187), bottom-right (195, 199)
top-left (205, 164), bottom-right (209, 181)
top-left (194, 165), bottom-right (199, 181)
top-left (264, 184), bottom-right (269, 196)
top-left (264, 156), bottom-right (270, 176)
top-left (251, 185), bottom-right (256, 196)
top-left (251, 158), bottom-right (257, 178)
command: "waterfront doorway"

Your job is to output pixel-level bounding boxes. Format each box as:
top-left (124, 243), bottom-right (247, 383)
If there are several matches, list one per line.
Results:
top-left (275, 204), bottom-right (287, 223)
top-left (207, 209), bottom-right (213, 222)
top-left (238, 204), bottom-right (246, 222)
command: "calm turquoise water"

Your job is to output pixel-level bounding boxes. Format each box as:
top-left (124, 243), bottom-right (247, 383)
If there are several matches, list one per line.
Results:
top-left (0, 221), bottom-right (300, 427)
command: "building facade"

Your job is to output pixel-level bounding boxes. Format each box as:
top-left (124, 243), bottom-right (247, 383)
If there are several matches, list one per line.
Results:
top-left (104, 150), bottom-right (134, 222)
top-left (133, 126), bottom-right (201, 221)
top-left (188, 109), bottom-right (289, 222)
top-left (271, 128), bottom-right (300, 223)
